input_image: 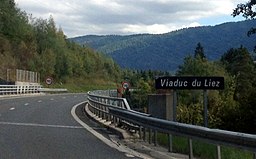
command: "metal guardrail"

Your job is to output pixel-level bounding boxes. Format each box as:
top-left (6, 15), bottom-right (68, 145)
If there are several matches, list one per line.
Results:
top-left (38, 88), bottom-right (68, 93)
top-left (0, 85), bottom-right (41, 95)
top-left (0, 85), bottom-right (69, 96)
top-left (87, 90), bottom-right (256, 159)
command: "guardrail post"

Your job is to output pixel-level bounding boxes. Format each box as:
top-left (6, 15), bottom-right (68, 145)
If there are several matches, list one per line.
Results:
top-left (106, 99), bottom-right (110, 121)
top-left (217, 145), bottom-right (221, 159)
top-left (168, 134), bottom-right (173, 152)
top-left (154, 130), bottom-right (157, 146)
top-left (139, 126), bottom-right (142, 139)
top-left (97, 103), bottom-right (100, 117)
top-left (149, 129), bottom-right (152, 144)
top-left (99, 99), bottom-right (102, 118)
top-left (113, 116), bottom-right (116, 125)
top-left (189, 138), bottom-right (193, 159)
top-left (143, 128), bottom-right (146, 141)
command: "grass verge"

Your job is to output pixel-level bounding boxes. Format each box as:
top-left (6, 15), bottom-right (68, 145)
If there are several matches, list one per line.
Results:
top-left (156, 133), bottom-right (253, 159)
top-left (42, 77), bottom-right (117, 93)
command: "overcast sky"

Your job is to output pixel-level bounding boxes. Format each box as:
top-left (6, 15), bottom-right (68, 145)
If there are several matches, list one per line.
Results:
top-left (15, 0), bottom-right (248, 38)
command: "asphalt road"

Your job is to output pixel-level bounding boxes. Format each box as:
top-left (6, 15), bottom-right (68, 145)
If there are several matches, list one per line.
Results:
top-left (0, 94), bottom-right (142, 159)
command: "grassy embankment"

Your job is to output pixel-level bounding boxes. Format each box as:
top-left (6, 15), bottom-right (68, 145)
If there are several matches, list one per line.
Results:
top-left (42, 77), bottom-right (117, 93)
top-left (157, 133), bottom-right (253, 159)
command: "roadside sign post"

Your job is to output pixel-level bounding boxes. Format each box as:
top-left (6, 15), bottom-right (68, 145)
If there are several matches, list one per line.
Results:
top-left (122, 81), bottom-right (130, 90)
top-left (155, 76), bottom-right (224, 127)
top-left (203, 89), bottom-right (208, 127)
top-left (45, 77), bottom-right (53, 86)
top-left (154, 76), bottom-right (224, 154)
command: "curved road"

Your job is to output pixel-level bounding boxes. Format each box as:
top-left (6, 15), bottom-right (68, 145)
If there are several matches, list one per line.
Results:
top-left (0, 94), bottom-right (142, 159)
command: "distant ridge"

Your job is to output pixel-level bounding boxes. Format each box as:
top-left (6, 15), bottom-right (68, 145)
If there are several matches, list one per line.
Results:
top-left (70, 19), bottom-right (256, 72)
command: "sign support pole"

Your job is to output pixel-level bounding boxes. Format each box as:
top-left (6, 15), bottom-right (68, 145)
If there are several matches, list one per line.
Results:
top-left (203, 90), bottom-right (208, 127)
top-left (155, 76), bottom-right (224, 128)
top-left (173, 90), bottom-right (177, 122)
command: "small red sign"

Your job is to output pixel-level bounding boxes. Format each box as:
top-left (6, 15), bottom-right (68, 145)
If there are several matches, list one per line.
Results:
top-left (45, 77), bottom-right (53, 85)
top-left (122, 81), bottom-right (130, 89)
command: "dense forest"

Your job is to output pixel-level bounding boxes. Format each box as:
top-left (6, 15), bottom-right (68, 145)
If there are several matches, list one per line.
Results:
top-left (0, 0), bottom-right (122, 88)
top-left (127, 43), bottom-right (256, 134)
top-left (71, 19), bottom-right (256, 72)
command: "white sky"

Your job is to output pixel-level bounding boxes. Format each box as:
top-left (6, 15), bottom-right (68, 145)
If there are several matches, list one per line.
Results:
top-left (15, 0), bottom-right (248, 38)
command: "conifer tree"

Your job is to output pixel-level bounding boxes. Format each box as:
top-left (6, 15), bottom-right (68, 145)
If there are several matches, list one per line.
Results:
top-left (194, 42), bottom-right (206, 59)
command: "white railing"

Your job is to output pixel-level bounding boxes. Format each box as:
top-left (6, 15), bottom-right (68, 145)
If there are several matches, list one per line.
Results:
top-left (0, 85), bottom-right (42, 95)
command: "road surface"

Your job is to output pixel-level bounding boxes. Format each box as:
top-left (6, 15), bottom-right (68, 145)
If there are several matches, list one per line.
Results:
top-left (0, 94), bottom-right (143, 159)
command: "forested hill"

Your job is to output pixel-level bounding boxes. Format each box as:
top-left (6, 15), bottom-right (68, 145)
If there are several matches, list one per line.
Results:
top-left (0, 0), bottom-right (121, 86)
top-left (70, 19), bottom-right (256, 72)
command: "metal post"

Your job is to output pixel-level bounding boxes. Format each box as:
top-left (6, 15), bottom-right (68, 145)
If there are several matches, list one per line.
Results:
top-left (217, 145), bottom-right (221, 159)
top-left (113, 116), bottom-right (116, 125)
top-left (29, 71), bottom-right (32, 83)
top-left (6, 69), bottom-right (9, 82)
top-left (189, 138), bottom-right (193, 159)
top-left (35, 72), bottom-right (37, 83)
top-left (16, 69), bottom-right (18, 81)
top-left (168, 134), bottom-right (173, 152)
top-left (154, 130), bottom-right (157, 146)
top-left (149, 129), bottom-right (152, 144)
top-left (22, 70), bottom-right (25, 82)
top-left (173, 90), bottom-right (177, 121)
top-left (139, 126), bottom-right (142, 139)
top-left (203, 90), bottom-right (208, 127)
top-left (143, 128), bottom-right (146, 141)
top-left (26, 71), bottom-right (29, 82)
top-left (253, 153), bottom-right (256, 159)
top-left (38, 73), bottom-right (40, 83)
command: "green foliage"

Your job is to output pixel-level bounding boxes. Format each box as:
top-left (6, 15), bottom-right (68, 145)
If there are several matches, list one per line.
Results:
top-left (221, 47), bottom-right (256, 133)
top-left (121, 69), bottom-right (169, 111)
top-left (0, 0), bottom-right (122, 85)
top-left (232, 0), bottom-right (256, 20)
top-left (129, 79), bottom-right (152, 111)
top-left (194, 42), bottom-right (206, 59)
top-left (177, 44), bottom-right (256, 133)
top-left (177, 102), bottom-right (204, 125)
top-left (157, 134), bottom-right (253, 159)
top-left (177, 44), bottom-right (240, 130)
top-left (233, 0), bottom-right (256, 51)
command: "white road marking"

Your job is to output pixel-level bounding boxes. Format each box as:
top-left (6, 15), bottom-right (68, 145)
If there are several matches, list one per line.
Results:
top-left (24, 103), bottom-right (29, 106)
top-left (38, 100), bottom-right (42, 103)
top-left (125, 154), bottom-right (135, 158)
top-left (9, 107), bottom-right (15, 111)
top-left (50, 98), bottom-right (54, 101)
top-left (71, 102), bottom-right (151, 159)
top-left (0, 121), bottom-right (84, 129)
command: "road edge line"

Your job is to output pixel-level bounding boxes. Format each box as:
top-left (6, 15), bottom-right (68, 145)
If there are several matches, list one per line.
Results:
top-left (71, 101), bottom-right (152, 159)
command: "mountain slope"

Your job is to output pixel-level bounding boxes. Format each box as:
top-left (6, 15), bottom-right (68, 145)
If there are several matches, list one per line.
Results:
top-left (70, 20), bottom-right (256, 71)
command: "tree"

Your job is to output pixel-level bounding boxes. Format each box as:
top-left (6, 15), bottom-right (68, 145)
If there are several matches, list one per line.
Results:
top-left (221, 47), bottom-right (256, 133)
top-left (177, 53), bottom-right (240, 129)
top-left (232, 2), bottom-right (256, 132)
top-left (194, 42), bottom-right (206, 59)
top-left (233, 0), bottom-right (256, 51)
top-left (221, 46), bottom-right (255, 101)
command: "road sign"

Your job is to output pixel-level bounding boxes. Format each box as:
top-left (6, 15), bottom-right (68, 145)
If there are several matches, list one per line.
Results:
top-left (122, 81), bottom-right (130, 89)
top-left (45, 77), bottom-right (53, 85)
top-left (155, 76), bottom-right (224, 90)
